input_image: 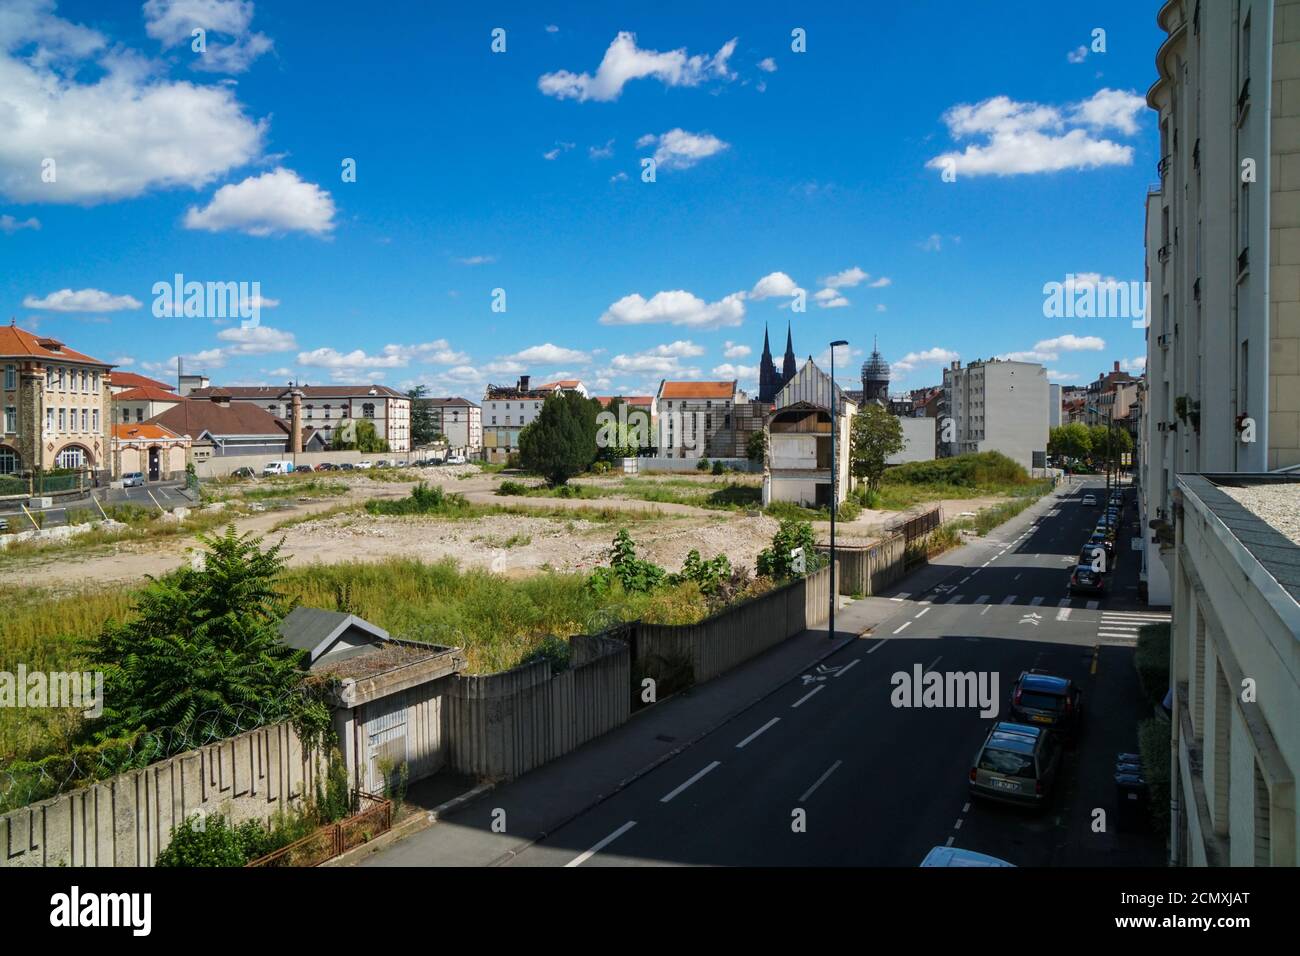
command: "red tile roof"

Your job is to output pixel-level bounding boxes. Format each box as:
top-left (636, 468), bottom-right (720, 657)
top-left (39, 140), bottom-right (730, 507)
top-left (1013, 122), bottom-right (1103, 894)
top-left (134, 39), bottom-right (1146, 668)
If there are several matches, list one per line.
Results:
top-left (595, 396), bottom-right (654, 407)
top-left (658, 381), bottom-right (736, 400)
top-left (0, 322), bottom-right (110, 366)
top-left (537, 379), bottom-right (583, 390)
top-left (109, 371), bottom-right (174, 391)
top-left (112, 386), bottom-right (184, 402)
top-left (149, 396), bottom-right (292, 439)
top-left (188, 384), bottom-right (406, 400)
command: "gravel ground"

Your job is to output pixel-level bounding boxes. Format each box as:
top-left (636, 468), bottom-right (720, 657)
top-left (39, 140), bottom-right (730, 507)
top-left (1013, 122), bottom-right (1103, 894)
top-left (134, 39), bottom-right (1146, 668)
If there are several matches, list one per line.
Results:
top-left (1221, 483), bottom-right (1300, 546)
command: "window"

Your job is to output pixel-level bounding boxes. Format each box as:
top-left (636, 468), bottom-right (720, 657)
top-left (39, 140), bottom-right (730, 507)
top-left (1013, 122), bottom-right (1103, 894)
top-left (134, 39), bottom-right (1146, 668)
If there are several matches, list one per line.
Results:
top-left (305, 404), bottom-right (314, 419)
top-left (81, 408), bottom-right (88, 432)
top-left (3, 365), bottom-right (13, 390)
top-left (81, 369), bottom-right (88, 392)
top-left (324, 404), bottom-right (331, 420)
top-left (56, 367), bottom-right (65, 390)
top-left (58, 407), bottom-right (66, 431)
top-left (268, 404), bottom-right (278, 418)
top-left (92, 372), bottom-right (98, 392)
top-left (56, 446), bottom-right (84, 470)
top-left (491, 416), bottom-right (497, 425)
top-left (92, 409), bottom-right (99, 432)
top-left (136, 408), bottom-right (143, 423)
top-left (122, 407), bottom-right (130, 423)
top-left (0, 448), bottom-right (17, 473)
top-left (363, 403), bottom-right (375, 419)
top-left (3, 407), bottom-right (14, 434)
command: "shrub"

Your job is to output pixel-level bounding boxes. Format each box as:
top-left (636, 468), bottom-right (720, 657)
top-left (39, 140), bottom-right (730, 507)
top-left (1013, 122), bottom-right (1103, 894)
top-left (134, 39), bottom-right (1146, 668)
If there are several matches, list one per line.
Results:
top-left (696, 458), bottom-right (710, 472)
top-left (883, 451), bottom-right (1028, 489)
top-left (757, 519), bottom-right (826, 580)
top-left (156, 813), bottom-right (251, 868)
top-left (711, 460), bottom-right (726, 475)
top-left (1135, 623), bottom-right (1171, 708)
top-left (520, 634), bottom-right (571, 673)
top-left (836, 499), bottom-right (861, 522)
top-left (366, 482), bottom-right (470, 515)
top-left (587, 529), bottom-right (666, 595)
top-left (669, 549), bottom-right (732, 595)
top-left (496, 480), bottom-right (530, 496)
top-left (1138, 717), bottom-right (1172, 835)
top-left (592, 460), bottom-right (612, 475)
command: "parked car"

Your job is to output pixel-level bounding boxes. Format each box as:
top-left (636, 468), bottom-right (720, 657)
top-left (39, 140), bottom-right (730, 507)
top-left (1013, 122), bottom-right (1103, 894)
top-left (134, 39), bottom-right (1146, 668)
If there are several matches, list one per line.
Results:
top-left (356, 460), bottom-right (374, 470)
top-left (230, 466), bottom-right (256, 480)
top-left (376, 459), bottom-right (392, 469)
top-left (1079, 544), bottom-right (1107, 571)
top-left (295, 463), bottom-right (315, 473)
top-left (262, 461), bottom-right (294, 476)
top-left (446, 454), bottom-right (467, 465)
top-left (1069, 563), bottom-right (1106, 595)
top-left (339, 463), bottom-right (355, 471)
top-left (1008, 670), bottom-right (1083, 741)
top-left (969, 722), bottom-right (1063, 808)
top-left (920, 846), bottom-right (1015, 867)
top-left (316, 462), bottom-right (337, 471)
top-left (122, 471), bottom-right (145, 488)
top-left (1081, 493), bottom-right (1097, 506)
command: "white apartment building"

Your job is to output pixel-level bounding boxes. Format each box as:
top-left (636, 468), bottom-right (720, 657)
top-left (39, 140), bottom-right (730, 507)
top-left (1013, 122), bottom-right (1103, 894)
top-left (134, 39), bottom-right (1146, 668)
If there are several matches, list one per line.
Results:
top-left (940, 359), bottom-right (1049, 471)
top-left (655, 380), bottom-right (746, 459)
top-left (1049, 383), bottom-right (1062, 429)
top-left (1142, 0), bottom-right (1300, 606)
top-left (185, 384), bottom-right (411, 453)
top-left (1169, 474), bottom-right (1299, 866)
top-left (422, 397), bottom-right (482, 455)
top-left (482, 376), bottom-right (588, 462)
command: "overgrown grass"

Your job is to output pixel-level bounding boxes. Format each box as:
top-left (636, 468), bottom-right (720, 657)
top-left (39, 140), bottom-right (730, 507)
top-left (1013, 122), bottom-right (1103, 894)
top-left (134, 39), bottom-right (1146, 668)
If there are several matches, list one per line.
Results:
top-left (875, 452), bottom-right (1048, 510)
top-left (210, 478), bottom-right (349, 502)
top-left (0, 502), bottom-right (243, 565)
top-left (497, 476), bottom-right (763, 512)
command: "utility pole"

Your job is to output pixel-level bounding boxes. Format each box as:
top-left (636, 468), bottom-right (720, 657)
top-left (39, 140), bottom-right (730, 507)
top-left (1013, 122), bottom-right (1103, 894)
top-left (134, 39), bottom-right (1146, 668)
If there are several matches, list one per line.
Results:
top-left (828, 340), bottom-right (848, 640)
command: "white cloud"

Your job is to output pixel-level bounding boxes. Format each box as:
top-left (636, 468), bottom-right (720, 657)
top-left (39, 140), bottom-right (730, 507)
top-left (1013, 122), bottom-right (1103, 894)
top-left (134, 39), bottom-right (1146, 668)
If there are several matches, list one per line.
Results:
top-left (183, 168), bottom-right (335, 236)
top-left (722, 341), bottom-right (751, 359)
top-left (926, 89), bottom-right (1144, 177)
top-left (545, 24), bottom-right (559, 34)
top-left (892, 347), bottom-right (959, 374)
top-left (599, 289), bottom-right (745, 329)
top-left (638, 128), bottom-right (728, 170)
top-left (0, 4), bottom-right (267, 204)
top-left (509, 343), bottom-right (591, 365)
top-left (869, 277), bottom-right (891, 288)
top-left (999, 350), bottom-right (1056, 363)
top-left (757, 57), bottom-right (777, 72)
top-left (609, 349), bottom-right (699, 375)
top-left (215, 324), bottom-right (295, 354)
top-left (1035, 334), bottom-right (1106, 352)
top-left (143, 0), bottom-right (273, 74)
top-left (919, 234), bottom-right (943, 252)
top-left (23, 287), bottom-right (141, 312)
top-left (455, 254), bottom-right (496, 265)
top-left (589, 139), bottom-right (615, 159)
top-left (814, 288), bottom-right (849, 309)
top-left (876, 304), bottom-right (887, 312)
top-left (483, 359), bottom-right (525, 376)
top-left (712, 363), bottom-right (757, 380)
top-left (538, 31), bottom-right (736, 102)
top-left (0, 213), bottom-right (39, 233)
top-left (610, 171), bottom-right (628, 183)
top-left (1121, 355), bottom-right (1147, 373)
top-left (1067, 46), bottom-right (1088, 64)
top-left (821, 266), bottom-right (868, 289)
top-left (1047, 370), bottom-right (1081, 381)
top-left (750, 271), bottom-right (802, 300)
top-left (298, 339), bottom-right (468, 370)
top-left (542, 141), bottom-right (574, 160)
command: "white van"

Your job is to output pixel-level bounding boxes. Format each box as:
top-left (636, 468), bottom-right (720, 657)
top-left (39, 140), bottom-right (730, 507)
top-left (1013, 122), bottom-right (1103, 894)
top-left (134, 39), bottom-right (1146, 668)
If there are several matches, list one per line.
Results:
top-left (262, 461), bottom-right (294, 476)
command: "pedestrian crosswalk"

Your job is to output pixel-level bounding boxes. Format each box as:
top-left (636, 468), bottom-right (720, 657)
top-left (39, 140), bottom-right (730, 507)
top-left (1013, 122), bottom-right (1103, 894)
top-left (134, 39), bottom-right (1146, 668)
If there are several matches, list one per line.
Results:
top-left (1096, 609), bottom-right (1172, 645)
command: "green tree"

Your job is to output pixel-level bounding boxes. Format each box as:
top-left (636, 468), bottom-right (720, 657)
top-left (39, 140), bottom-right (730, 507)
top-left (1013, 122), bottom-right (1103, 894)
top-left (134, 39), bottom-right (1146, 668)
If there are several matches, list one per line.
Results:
top-left (849, 404), bottom-right (905, 493)
top-left (757, 518), bottom-right (827, 580)
top-left (596, 397), bottom-right (651, 460)
top-left (408, 385), bottom-right (437, 447)
top-left (1048, 422), bottom-right (1091, 462)
top-left (86, 527), bottom-right (321, 748)
top-left (1087, 423), bottom-right (1133, 466)
top-left (518, 391), bottom-right (598, 485)
top-left (746, 429), bottom-right (767, 465)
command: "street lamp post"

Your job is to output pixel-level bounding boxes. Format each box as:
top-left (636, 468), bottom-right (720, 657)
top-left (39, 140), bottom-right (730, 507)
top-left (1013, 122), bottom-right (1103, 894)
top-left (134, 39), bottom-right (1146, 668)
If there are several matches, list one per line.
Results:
top-left (829, 340), bottom-right (848, 640)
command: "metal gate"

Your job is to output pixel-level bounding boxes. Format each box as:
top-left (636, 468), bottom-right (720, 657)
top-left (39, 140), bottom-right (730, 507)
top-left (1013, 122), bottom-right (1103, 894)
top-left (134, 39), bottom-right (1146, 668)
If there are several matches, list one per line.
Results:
top-left (363, 692), bottom-right (408, 795)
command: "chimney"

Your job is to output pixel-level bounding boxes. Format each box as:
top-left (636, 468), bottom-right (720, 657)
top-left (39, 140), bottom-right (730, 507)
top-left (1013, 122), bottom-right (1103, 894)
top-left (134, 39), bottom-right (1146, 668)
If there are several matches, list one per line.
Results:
top-left (1113, 361), bottom-right (1120, 373)
top-left (519, 374), bottom-right (530, 392)
top-left (290, 389), bottom-right (303, 454)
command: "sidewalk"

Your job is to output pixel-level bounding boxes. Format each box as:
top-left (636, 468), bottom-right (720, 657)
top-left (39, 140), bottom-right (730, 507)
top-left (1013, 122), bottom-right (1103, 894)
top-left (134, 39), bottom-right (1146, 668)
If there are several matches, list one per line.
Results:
top-left (348, 482), bottom-right (1075, 867)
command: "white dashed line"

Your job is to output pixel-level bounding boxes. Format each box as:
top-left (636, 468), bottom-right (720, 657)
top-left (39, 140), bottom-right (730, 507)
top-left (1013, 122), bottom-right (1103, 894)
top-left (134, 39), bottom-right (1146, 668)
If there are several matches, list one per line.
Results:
top-left (926, 655), bottom-right (943, 671)
top-left (1001, 595), bottom-right (1018, 605)
top-left (834, 659), bottom-right (860, 678)
top-left (792, 686), bottom-right (826, 708)
top-left (915, 607), bottom-right (931, 618)
top-left (1056, 607), bottom-right (1072, 622)
top-left (974, 594), bottom-right (990, 605)
top-left (799, 760), bottom-right (843, 801)
top-left (1086, 600), bottom-right (1100, 610)
top-left (736, 718), bottom-right (780, 749)
top-left (566, 821), bottom-right (637, 867)
top-left (893, 621), bottom-right (912, 634)
top-left (866, 640), bottom-right (885, 654)
top-left (660, 762), bottom-right (721, 803)
top-left (1030, 596), bottom-right (1044, 606)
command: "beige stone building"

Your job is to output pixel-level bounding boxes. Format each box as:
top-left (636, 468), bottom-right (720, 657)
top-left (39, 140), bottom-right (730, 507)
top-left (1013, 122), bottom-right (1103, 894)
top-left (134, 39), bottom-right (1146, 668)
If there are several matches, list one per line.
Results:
top-left (0, 321), bottom-right (113, 478)
top-left (111, 422), bottom-right (190, 481)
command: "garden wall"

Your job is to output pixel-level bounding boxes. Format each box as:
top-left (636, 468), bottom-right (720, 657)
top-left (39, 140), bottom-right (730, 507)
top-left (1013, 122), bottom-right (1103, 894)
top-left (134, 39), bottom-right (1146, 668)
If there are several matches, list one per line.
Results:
top-left (821, 534), bottom-right (906, 596)
top-left (0, 721), bottom-right (322, 868)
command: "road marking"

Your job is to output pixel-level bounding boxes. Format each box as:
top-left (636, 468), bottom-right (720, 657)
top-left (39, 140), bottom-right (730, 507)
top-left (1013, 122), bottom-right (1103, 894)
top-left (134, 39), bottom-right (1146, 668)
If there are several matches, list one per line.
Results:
top-left (1013, 573), bottom-right (1022, 581)
top-left (915, 607), bottom-right (931, 618)
top-left (944, 835), bottom-right (955, 847)
top-left (954, 817), bottom-right (964, 830)
top-left (890, 592), bottom-right (910, 602)
top-left (834, 659), bottom-right (860, 678)
top-left (1056, 607), bottom-right (1071, 622)
top-left (1030, 596), bottom-right (1044, 606)
top-left (736, 718), bottom-right (780, 749)
top-left (1099, 626), bottom-right (1140, 633)
top-left (566, 821), bottom-right (637, 867)
top-left (660, 762), bottom-right (721, 803)
top-left (926, 655), bottom-right (943, 671)
top-left (893, 621), bottom-right (912, 634)
top-left (981, 561), bottom-right (990, 568)
top-left (799, 760), bottom-right (843, 801)
top-left (980, 605), bottom-right (992, 616)
top-left (959, 576), bottom-right (971, 584)
top-left (962, 802), bottom-right (971, 813)
top-left (866, 640), bottom-right (885, 654)
top-left (1057, 598), bottom-right (1071, 607)
top-left (1001, 595), bottom-right (1017, 605)
top-left (792, 685), bottom-right (825, 708)
top-left (945, 595), bottom-right (964, 605)
top-left (974, 594), bottom-right (989, 605)
top-left (1086, 600), bottom-right (1100, 610)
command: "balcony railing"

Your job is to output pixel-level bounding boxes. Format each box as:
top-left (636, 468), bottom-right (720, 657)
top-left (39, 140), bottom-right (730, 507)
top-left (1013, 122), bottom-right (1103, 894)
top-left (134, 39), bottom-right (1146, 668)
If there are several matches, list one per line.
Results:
top-left (1157, 244), bottom-right (1171, 264)
top-left (1157, 155), bottom-right (1171, 179)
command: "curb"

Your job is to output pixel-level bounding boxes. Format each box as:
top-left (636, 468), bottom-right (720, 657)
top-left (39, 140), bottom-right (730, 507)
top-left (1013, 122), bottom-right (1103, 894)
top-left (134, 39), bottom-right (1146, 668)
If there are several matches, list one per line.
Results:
top-left (484, 630), bottom-right (860, 867)
top-left (323, 781), bottom-right (497, 866)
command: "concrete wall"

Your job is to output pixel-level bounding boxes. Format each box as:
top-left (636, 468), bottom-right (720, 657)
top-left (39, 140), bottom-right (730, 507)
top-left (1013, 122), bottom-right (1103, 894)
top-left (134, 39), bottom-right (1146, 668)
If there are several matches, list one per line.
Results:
top-left (823, 535), bottom-right (906, 597)
top-left (0, 721), bottom-right (323, 867)
top-left (889, 416), bottom-right (936, 465)
top-left (633, 456), bottom-right (760, 474)
top-left (193, 448), bottom-right (415, 478)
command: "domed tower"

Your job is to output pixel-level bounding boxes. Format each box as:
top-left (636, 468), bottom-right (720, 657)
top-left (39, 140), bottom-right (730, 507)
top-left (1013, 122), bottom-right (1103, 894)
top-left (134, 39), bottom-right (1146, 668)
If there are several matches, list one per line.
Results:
top-left (860, 337), bottom-right (891, 404)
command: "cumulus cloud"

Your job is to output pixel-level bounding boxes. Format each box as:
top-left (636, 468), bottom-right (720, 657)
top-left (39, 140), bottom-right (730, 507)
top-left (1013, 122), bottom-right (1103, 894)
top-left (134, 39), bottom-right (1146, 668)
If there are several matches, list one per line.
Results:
top-left (821, 266), bottom-right (868, 289)
top-left (599, 289), bottom-right (745, 329)
top-left (215, 324), bottom-right (295, 354)
top-left (814, 288), bottom-right (849, 309)
top-left (23, 287), bottom-right (141, 312)
top-left (722, 341), bottom-right (751, 359)
top-left (0, 3), bottom-right (267, 204)
top-left (926, 89), bottom-right (1145, 177)
top-left (712, 362), bottom-right (757, 380)
top-left (1067, 46), bottom-right (1088, 64)
top-left (1035, 334), bottom-right (1106, 352)
top-left (757, 57), bottom-right (777, 72)
top-left (143, 0), bottom-right (273, 74)
top-left (538, 31), bottom-right (736, 102)
top-left (0, 214), bottom-right (40, 233)
top-left (637, 128), bottom-right (728, 170)
top-left (298, 339), bottom-right (469, 370)
top-left (183, 168), bottom-right (336, 236)
top-left (508, 343), bottom-right (591, 364)
top-left (609, 347), bottom-right (700, 375)
top-left (750, 271), bottom-right (802, 301)
top-left (893, 347), bottom-right (959, 374)
top-left (542, 141), bottom-right (575, 160)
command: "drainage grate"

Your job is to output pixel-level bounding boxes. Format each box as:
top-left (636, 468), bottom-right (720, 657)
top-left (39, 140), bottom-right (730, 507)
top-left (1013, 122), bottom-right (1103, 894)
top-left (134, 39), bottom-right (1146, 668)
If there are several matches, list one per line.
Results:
top-left (654, 734), bottom-right (677, 743)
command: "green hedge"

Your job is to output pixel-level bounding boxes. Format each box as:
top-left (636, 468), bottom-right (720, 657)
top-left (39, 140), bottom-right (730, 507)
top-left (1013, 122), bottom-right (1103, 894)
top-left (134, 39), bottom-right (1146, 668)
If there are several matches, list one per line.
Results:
top-left (1135, 622), bottom-right (1171, 709)
top-left (1138, 717), bottom-right (1172, 836)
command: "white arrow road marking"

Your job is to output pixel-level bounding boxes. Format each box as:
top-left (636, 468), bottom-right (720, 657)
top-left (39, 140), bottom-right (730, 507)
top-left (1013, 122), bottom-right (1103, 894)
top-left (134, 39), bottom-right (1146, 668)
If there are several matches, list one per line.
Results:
top-left (566, 821), bottom-right (637, 867)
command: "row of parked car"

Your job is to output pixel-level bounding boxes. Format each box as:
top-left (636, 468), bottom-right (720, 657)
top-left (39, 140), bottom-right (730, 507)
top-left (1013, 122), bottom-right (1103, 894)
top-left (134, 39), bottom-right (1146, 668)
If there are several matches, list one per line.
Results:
top-left (1068, 487), bottom-right (1126, 595)
top-left (221, 456), bottom-right (471, 480)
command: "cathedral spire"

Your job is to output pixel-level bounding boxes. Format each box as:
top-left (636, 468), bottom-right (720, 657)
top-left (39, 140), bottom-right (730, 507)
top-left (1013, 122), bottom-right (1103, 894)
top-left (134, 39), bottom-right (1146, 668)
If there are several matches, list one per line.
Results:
top-left (781, 320), bottom-right (797, 382)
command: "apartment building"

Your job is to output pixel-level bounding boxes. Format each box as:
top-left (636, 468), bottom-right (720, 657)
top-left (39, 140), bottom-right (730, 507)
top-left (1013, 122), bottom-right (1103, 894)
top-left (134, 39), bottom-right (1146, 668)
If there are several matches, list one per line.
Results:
top-left (185, 384), bottom-right (411, 452)
top-left (108, 371), bottom-right (174, 395)
top-left (0, 321), bottom-right (113, 477)
top-left (112, 385), bottom-right (184, 425)
top-left (762, 359), bottom-right (856, 508)
top-left (1169, 474), bottom-right (1299, 866)
top-left (1142, 0), bottom-right (1300, 606)
top-left (482, 376), bottom-right (587, 462)
top-left (940, 358), bottom-right (1049, 471)
top-left (655, 379), bottom-right (749, 459)
top-left (419, 397), bottom-right (482, 455)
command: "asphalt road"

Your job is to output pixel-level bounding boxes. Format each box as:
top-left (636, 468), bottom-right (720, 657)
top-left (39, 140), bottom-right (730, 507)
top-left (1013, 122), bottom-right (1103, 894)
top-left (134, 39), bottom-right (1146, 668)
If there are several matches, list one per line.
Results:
top-left (0, 480), bottom-right (193, 528)
top-left (504, 478), bottom-right (1169, 867)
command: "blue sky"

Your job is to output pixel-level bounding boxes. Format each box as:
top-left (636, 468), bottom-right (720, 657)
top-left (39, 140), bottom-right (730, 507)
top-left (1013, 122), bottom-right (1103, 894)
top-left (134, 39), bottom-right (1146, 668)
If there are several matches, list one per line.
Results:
top-left (0, 0), bottom-right (1163, 398)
